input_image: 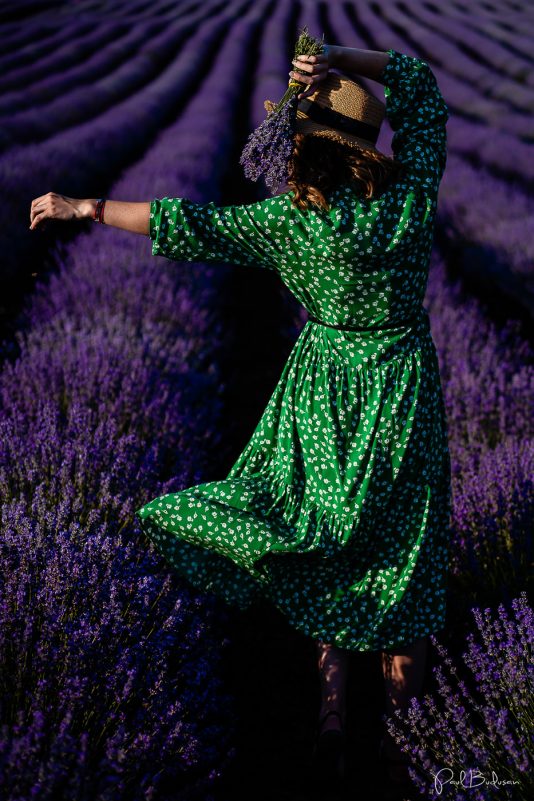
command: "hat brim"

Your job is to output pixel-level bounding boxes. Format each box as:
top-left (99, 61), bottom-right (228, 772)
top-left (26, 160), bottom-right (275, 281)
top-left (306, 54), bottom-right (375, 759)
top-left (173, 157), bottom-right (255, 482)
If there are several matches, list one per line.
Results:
top-left (294, 111), bottom-right (383, 155)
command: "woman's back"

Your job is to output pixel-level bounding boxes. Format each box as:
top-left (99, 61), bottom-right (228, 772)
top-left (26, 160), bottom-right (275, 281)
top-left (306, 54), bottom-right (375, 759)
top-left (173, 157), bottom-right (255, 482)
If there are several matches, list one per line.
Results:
top-left (150, 49), bottom-right (448, 339)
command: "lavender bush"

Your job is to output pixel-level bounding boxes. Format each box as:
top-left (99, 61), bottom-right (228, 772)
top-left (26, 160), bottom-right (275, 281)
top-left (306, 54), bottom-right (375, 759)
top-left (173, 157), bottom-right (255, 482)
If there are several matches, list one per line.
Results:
top-left (0, 11), bottom-right (206, 150)
top-left (0, 509), bottom-right (231, 801)
top-left (0, 264), bottom-right (231, 800)
top-left (382, 591), bottom-right (533, 800)
top-left (0, 0), bottom-right (249, 311)
top-left (424, 252), bottom-right (534, 611)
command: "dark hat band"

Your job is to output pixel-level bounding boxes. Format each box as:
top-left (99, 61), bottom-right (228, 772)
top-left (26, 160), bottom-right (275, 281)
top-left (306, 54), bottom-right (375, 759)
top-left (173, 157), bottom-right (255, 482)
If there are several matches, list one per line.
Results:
top-left (297, 99), bottom-right (380, 144)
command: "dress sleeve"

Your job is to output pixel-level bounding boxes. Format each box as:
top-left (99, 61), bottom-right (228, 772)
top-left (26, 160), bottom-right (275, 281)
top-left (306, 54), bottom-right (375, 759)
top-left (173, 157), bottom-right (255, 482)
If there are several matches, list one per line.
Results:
top-left (381, 49), bottom-right (449, 191)
top-left (149, 194), bottom-right (287, 270)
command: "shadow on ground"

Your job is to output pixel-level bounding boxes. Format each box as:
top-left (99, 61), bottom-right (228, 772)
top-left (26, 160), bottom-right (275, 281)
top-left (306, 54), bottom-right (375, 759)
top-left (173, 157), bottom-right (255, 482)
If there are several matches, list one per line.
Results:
top-left (216, 600), bottom-right (395, 801)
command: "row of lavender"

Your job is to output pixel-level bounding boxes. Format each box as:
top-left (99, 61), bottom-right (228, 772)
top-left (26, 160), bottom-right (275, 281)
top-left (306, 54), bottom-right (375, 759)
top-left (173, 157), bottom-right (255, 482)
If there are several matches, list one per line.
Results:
top-left (0, 1), bottom-right (212, 148)
top-left (388, 250), bottom-right (533, 799)
top-left (0, 1), bottom-right (276, 798)
top-left (0, 0), bottom-right (229, 337)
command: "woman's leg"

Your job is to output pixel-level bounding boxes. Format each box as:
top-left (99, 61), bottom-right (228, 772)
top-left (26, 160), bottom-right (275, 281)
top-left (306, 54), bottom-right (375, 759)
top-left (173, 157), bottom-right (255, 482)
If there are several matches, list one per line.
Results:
top-left (380, 635), bottom-right (428, 778)
top-left (316, 639), bottom-right (350, 732)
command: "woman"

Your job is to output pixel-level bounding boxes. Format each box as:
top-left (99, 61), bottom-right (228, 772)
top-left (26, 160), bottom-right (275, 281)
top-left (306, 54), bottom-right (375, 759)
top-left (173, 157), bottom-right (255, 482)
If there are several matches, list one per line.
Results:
top-left (30, 44), bottom-right (451, 798)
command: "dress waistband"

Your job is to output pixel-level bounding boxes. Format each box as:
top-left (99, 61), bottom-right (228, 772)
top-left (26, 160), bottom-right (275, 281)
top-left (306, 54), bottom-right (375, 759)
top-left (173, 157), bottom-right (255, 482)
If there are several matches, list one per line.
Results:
top-left (307, 311), bottom-right (428, 332)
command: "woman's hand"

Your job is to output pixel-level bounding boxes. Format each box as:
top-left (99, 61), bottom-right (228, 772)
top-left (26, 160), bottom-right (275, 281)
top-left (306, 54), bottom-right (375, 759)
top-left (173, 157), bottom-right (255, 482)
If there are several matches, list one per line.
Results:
top-left (289, 45), bottom-right (336, 100)
top-left (29, 192), bottom-right (94, 230)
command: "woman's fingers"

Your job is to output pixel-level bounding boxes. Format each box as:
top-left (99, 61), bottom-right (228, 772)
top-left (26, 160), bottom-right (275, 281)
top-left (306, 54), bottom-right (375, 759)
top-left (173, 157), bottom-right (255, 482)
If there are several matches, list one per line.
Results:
top-left (296, 85), bottom-right (317, 100)
top-left (29, 208), bottom-right (49, 230)
top-left (30, 192), bottom-right (51, 208)
top-left (31, 191), bottom-right (55, 211)
top-left (291, 53), bottom-right (329, 99)
top-left (289, 71), bottom-right (315, 100)
top-left (30, 194), bottom-right (51, 225)
top-left (292, 54), bottom-right (329, 73)
top-left (30, 203), bottom-right (45, 226)
top-left (30, 197), bottom-right (51, 225)
top-left (290, 68), bottom-right (328, 84)
top-left (289, 69), bottom-right (313, 85)
top-left (292, 58), bottom-right (313, 74)
top-left (29, 191), bottom-right (77, 229)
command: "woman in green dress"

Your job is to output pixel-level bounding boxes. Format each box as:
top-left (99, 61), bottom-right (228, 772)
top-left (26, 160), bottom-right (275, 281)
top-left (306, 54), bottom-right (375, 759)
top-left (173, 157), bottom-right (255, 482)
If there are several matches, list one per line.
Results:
top-left (30, 44), bottom-right (451, 795)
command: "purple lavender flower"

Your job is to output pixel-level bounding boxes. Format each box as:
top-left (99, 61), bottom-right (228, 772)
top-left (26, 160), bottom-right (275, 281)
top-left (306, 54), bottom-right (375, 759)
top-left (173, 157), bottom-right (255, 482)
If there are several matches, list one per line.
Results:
top-left (380, 593), bottom-right (533, 799)
top-left (239, 94), bottom-right (299, 192)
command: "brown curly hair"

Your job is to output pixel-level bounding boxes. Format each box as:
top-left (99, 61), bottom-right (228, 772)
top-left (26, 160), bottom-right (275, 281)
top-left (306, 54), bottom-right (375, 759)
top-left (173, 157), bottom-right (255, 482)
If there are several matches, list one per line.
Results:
top-left (286, 132), bottom-right (404, 212)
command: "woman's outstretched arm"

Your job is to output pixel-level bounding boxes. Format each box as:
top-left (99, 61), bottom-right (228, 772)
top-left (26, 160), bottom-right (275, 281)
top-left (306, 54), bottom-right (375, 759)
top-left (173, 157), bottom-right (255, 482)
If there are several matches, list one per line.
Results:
top-left (29, 193), bottom-right (150, 234)
top-left (29, 192), bottom-right (283, 272)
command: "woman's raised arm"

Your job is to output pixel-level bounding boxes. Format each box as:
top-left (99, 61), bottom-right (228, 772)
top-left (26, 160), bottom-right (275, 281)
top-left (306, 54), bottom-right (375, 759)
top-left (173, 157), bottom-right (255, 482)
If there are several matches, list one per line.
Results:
top-left (292, 46), bottom-right (449, 190)
top-left (29, 193), bottom-right (150, 235)
top-left (327, 46), bottom-right (390, 83)
top-left (290, 46), bottom-right (390, 92)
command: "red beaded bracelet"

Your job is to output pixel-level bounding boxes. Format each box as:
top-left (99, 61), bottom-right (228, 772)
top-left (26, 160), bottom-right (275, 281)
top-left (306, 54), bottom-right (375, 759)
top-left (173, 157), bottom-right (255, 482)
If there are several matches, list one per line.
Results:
top-left (93, 198), bottom-right (106, 224)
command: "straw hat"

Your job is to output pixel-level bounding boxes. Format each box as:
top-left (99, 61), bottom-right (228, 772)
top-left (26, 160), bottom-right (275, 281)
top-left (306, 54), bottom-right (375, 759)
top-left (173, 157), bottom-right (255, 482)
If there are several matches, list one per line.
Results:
top-left (292, 71), bottom-right (386, 154)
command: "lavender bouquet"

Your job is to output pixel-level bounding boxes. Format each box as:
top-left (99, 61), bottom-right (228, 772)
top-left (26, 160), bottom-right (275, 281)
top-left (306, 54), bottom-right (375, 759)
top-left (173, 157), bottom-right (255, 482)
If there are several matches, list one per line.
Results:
top-left (239, 26), bottom-right (325, 192)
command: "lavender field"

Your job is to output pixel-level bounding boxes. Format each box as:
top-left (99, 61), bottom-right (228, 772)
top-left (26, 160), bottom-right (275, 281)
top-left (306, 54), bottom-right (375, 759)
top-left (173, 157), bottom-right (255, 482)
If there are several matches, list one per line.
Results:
top-left (1, 1), bottom-right (532, 800)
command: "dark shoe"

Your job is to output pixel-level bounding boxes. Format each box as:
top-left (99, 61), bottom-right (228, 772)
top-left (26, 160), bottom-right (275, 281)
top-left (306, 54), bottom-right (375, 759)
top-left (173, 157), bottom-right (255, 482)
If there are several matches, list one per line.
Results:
top-left (378, 736), bottom-right (416, 801)
top-left (310, 709), bottom-right (346, 784)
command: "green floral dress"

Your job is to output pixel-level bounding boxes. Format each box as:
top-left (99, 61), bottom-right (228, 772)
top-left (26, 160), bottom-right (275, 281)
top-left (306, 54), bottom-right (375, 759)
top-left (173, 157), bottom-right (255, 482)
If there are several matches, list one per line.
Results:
top-left (135, 49), bottom-right (452, 651)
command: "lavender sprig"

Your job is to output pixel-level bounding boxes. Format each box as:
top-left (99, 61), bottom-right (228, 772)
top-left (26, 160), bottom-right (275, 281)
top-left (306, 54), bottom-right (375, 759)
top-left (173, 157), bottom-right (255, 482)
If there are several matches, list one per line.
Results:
top-left (240, 94), bottom-right (299, 191)
top-left (239, 26), bottom-right (324, 192)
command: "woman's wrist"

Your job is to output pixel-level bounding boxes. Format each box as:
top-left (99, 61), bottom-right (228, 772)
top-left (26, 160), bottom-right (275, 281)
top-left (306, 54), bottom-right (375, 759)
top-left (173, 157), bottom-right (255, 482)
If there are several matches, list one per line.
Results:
top-left (325, 44), bottom-right (341, 68)
top-left (76, 199), bottom-right (98, 220)
top-left (326, 46), bottom-right (390, 82)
